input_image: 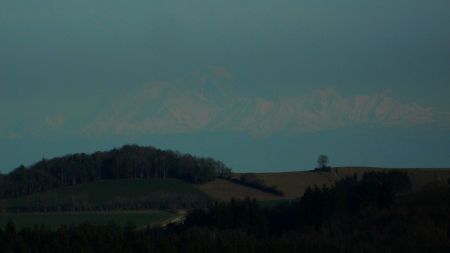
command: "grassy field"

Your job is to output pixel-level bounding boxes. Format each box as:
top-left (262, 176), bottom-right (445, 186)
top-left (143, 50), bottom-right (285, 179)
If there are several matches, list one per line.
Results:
top-left (254, 171), bottom-right (337, 199)
top-left (3, 167), bottom-right (447, 230)
top-left (6, 178), bottom-right (209, 211)
top-left (195, 179), bottom-right (283, 202)
top-left (198, 168), bottom-right (450, 202)
top-left (0, 210), bottom-right (175, 229)
top-left (3, 168), bottom-right (449, 213)
top-left (255, 167), bottom-right (450, 199)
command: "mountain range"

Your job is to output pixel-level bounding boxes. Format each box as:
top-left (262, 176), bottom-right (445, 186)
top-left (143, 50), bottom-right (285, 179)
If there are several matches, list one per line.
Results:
top-left (83, 71), bottom-right (447, 137)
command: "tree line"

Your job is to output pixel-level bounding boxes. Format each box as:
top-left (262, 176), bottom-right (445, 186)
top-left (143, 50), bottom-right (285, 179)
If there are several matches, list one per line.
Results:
top-left (184, 171), bottom-right (413, 234)
top-left (225, 173), bottom-right (284, 196)
top-left (1, 171), bottom-right (449, 253)
top-left (0, 145), bottom-right (232, 198)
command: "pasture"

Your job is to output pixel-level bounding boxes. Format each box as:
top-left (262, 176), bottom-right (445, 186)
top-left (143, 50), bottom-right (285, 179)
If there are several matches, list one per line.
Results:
top-left (0, 210), bottom-right (175, 229)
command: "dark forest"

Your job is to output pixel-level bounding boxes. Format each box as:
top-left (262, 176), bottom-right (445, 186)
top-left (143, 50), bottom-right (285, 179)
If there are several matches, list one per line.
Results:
top-left (1, 171), bottom-right (449, 253)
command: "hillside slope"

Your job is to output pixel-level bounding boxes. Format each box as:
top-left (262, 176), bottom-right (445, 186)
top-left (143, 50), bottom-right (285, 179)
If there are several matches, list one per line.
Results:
top-left (196, 167), bottom-right (450, 201)
top-left (195, 179), bottom-right (284, 201)
top-left (252, 171), bottom-right (338, 199)
top-left (3, 167), bottom-right (450, 209)
top-left (3, 178), bottom-right (210, 212)
top-left (253, 167), bottom-right (450, 199)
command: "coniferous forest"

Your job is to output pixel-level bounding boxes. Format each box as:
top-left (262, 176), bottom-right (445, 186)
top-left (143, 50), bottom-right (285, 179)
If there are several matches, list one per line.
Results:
top-left (1, 171), bottom-right (449, 253)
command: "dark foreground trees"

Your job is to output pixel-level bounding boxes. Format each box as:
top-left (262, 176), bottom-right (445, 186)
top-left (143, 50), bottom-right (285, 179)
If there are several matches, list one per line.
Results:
top-left (1, 171), bottom-right (448, 253)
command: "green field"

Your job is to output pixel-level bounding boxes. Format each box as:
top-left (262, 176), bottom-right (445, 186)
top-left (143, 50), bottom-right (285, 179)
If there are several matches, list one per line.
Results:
top-left (0, 210), bottom-right (176, 230)
top-left (5, 178), bottom-right (209, 211)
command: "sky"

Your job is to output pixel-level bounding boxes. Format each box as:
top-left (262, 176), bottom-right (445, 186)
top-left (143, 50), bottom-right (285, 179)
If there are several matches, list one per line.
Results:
top-left (1, 0), bottom-right (450, 172)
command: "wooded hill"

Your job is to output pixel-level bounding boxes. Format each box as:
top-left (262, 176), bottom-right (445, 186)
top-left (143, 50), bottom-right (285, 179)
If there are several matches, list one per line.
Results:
top-left (1, 144), bottom-right (449, 213)
top-left (0, 145), bottom-right (232, 199)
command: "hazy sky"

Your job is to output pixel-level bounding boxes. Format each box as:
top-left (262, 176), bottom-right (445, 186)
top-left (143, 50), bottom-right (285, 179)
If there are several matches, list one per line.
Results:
top-left (1, 0), bottom-right (450, 172)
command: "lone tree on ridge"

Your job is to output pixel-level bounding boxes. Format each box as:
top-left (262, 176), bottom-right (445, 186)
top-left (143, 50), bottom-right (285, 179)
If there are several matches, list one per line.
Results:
top-left (317, 155), bottom-right (329, 170)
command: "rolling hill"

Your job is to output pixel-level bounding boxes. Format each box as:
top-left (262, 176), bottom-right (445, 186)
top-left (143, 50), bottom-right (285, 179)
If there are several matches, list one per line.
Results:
top-left (3, 167), bottom-right (450, 208)
top-left (3, 178), bottom-right (210, 212)
top-left (198, 167), bottom-right (450, 201)
top-left (195, 178), bottom-right (284, 202)
top-left (1, 160), bottom-right (450, 230)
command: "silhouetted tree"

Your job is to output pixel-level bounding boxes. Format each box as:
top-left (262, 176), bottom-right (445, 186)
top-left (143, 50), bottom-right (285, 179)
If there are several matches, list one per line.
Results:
top-left (317, 155), bottom-right (330, 170)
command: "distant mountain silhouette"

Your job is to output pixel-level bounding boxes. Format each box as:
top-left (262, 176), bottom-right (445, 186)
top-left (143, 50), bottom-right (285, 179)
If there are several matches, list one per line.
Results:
top-left (86, 79), bottom-right (437, 136)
